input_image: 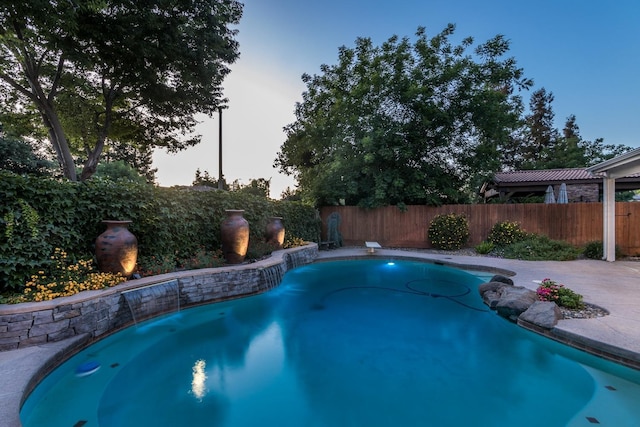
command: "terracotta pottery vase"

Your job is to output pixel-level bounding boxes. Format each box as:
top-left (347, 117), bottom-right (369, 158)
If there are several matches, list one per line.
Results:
top-left (221, 210), bottom-right (249, 264)
top-left (95, 220), bottom-right (138, 277)
top-left (265, 216), bottom-right (285, 249)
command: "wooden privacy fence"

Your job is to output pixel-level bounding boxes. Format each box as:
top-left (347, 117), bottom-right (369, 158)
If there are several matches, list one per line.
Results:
top-left (319, 202), bottom-right (640, 256)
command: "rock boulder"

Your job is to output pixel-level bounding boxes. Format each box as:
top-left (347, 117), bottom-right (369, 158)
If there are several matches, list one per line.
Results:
top-left (494, 286), bottom-right (538, 322)
top-left (518, 301), bottom-right (562, 329)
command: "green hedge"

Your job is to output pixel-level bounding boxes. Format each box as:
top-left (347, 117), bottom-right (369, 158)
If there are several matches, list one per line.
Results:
top-left (0, 172), bottom-right (319, 293)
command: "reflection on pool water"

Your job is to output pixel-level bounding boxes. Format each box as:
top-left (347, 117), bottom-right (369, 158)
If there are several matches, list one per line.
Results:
top-left (20, 260), bottom-right (640, 426)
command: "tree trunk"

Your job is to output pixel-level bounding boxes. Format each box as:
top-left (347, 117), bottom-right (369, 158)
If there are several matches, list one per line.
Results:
top-left (80, 86), bottom-right (115, 181)
top-left (29, 81), bottom-right (78, 181)
top-left (40, 106), bottom-right (77, 181)
top-left (81, 142), bottom-right (104, 181)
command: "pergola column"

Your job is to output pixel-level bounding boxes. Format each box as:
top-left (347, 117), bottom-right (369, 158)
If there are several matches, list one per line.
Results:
top-left (602, 175), bottom-right (616, 262)
top-left (587, 147), bottom-right (640, 263)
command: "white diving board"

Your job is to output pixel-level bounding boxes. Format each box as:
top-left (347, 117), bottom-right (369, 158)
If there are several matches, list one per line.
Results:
top-left (365, 241), bottom-right (382, 254)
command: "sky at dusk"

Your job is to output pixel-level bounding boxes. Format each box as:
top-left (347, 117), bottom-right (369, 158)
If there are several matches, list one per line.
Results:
top-left (153, 0), bottom-right (640, 198)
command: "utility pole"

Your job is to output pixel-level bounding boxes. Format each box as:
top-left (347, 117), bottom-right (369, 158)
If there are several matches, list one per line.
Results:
top-left (217, 106), bottom-right (224, 190)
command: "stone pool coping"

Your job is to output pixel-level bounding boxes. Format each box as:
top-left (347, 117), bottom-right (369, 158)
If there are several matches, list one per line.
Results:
top-left (3, 245), bottom-right (640, 426)
top-left (0, 245), bottom-right (317, 352)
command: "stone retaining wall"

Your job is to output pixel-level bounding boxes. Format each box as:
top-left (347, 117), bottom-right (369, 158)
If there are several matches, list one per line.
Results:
top-left (0, 245), bottom-right (318, 351)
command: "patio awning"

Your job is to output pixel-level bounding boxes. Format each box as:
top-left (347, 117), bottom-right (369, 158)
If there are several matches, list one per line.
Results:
top-left (587, 147), bottom-right (640, 261)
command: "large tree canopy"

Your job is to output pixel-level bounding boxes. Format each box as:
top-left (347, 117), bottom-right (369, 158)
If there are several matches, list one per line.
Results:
top-left (510, 89), bottom-right (633, 171)
top-left (0, 0), bottom-right (242, 180)
top-left (275, 25), bottom-right (532, 208)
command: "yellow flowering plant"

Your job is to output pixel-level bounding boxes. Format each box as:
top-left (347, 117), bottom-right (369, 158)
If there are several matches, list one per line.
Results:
top-left (20, 248), bottom-right (123, 302)
top-left (428, 213), bottom-right (469, 250)
top-left (487, 221), bottom-right (528, 247)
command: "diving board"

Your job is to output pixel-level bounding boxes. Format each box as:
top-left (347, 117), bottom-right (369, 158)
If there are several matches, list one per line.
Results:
top-left (365, 241), bottom-right (381, 254)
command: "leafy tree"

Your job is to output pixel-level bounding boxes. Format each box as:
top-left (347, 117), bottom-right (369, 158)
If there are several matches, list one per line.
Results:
top-left (538, 115), bottom-right (587, 169)
top-left (280, 186), bottom-right (302, 201)
top-left (505, 88), bottom-right (634, 171)
top-left (275, 25), bottom-right (532, 208)
top-left (519, 109), bottom-right (633, 170)
top-left (193, 168), bottom-right (223, 188)
top-left (0, 133), bottom-right (53, 175)
top-left (93, 160), bottom-right (148, 184)
top-left (0, 0), bottom-right (242, 181)
top-left (230, 178), bottom-right (271, 198)
top-left (581, 136), bottom-right (633, 166)
top-left (517, 88), bottom-right (559, 169)
top-left (104, 142), bottom-right (157, 184)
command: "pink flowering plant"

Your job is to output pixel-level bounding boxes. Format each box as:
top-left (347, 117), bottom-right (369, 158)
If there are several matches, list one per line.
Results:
top-left (536, 278), bottom-right (584, 309)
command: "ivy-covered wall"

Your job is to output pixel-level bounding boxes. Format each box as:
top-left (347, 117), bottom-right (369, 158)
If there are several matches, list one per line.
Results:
top-left (0, 172), bottom-right (319, 292)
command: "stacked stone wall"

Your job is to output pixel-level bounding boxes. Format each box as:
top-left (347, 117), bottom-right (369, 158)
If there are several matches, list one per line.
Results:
top-left (0, 245), bottom-right (317, 351)
top-left (563, 183), bottom-right (599, 202)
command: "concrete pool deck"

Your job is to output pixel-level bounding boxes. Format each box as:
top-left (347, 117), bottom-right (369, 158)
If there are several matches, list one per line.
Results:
top-left (2, 248), bottom-right (640, 426)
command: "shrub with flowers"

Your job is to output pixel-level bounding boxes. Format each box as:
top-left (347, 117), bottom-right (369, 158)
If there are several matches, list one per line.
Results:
top-left (428, 213), bottom-right (469, 250)
top-left (487, 221), bottom-right (528, 247)
top-left (20, 248), bottom-right (123, 302)
top-left (283, 236), bottom-right (307, 249)
top-left (536, 278), bottom-right (584, 309)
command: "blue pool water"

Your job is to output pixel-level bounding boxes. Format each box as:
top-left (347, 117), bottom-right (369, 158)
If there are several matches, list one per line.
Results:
top-left (20, 260), bottom-right (640, 426)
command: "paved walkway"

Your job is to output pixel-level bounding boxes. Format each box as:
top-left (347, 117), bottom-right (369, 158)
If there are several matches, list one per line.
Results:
top-left (2, 248), bottom-right (640, 426)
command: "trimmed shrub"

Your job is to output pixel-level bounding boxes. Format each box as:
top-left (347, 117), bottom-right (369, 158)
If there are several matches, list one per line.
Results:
top-left (583, 241), bottom-right (622, 260)
top-left (487, 221), bottom-right (528, 247)
top-left (502, 235), bottom-right (581, 261)
top-left (428, 213), bottom-right (469, 250)
top-left (583, 241), bottom-right (604, 260)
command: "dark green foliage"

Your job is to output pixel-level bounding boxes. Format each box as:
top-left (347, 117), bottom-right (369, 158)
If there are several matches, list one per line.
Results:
top-left (536, 278), bottom-right (584, 309)
top-left (0, 0), bottom-right (242, 181)
top-left (93, 160), bottom-right (149, 184)
top-left (487, 221), bottom-right (528, 247)
top-left (583, 241), bottom-right (604, 260)
top-left (280, 186), bottom-right (302, 202)
top-left (0, 172), bottom-right (319, 293)
top-left (474, 241), bottom-right (495, 254)
top-left (506, 90), bottom-right (634, 171)
top-left (231, 178), bottom-right (271, 198)
top-left (582, 241), bottom-right (622, 260)
top-left (556, 286), bottom-right (584, 310)
top-left (245, 240), bottom-right (277, 261)
top-left (192, 169), bottom-right (222, 188)
top-left (616, 191), bottom-right (636, 202)
top-left (516, 88), bottom-right (559, 170)
top-left (502, 235), bottom-right (581, 261)
top-left (275, 24), bottom-right (531, 207)
top-left (105, 143), bottom-right (158, 183)
top-left (428, 213), bottom-right (469, 250)
top-left (0, 135), bottom-right (53, 175)
top-left (137, 254), bottom-right (179, 277)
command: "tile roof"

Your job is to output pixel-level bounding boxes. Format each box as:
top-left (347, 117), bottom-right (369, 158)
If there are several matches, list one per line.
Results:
top-left (494, 168), bottom-right (597, 183)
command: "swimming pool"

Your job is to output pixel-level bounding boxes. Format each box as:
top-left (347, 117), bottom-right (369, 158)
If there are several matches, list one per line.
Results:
top-left (20, 259), bottom-right (640, 426)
